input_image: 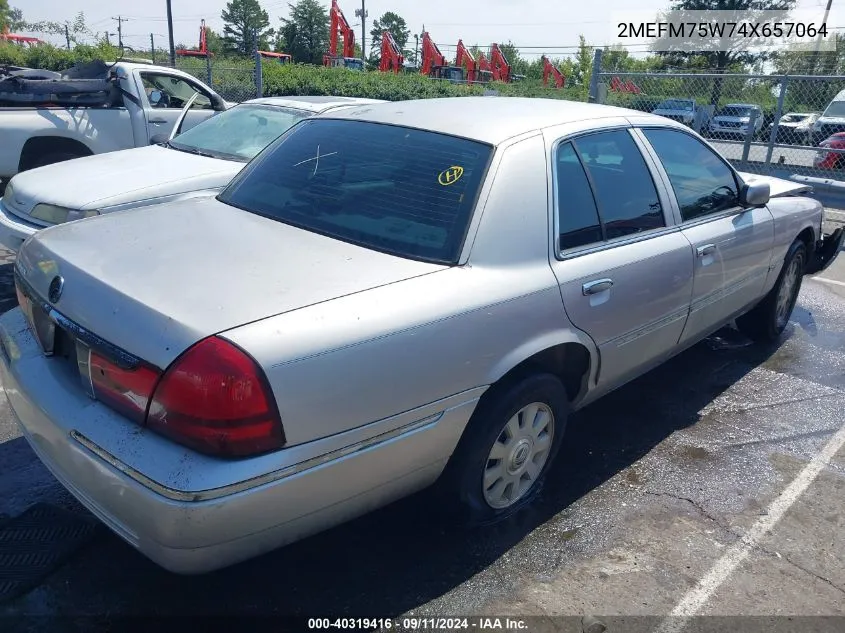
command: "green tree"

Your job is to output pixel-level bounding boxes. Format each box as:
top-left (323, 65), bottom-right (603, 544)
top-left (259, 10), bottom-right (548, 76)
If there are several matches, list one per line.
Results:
top-left (654, 0), bottom-right (797, 104)
top-left (8, 10), bottom-right (93, 46)
top-left (205, 28), bottom-right (226, 56)
top-left (574, 35), bottom-right (593, 85)
top-left (276, 0), bottom-right (329, 64)
top-left (222, 0), bottom-right (274, 55)
top-left (369, 11), bottom-right (410, 63)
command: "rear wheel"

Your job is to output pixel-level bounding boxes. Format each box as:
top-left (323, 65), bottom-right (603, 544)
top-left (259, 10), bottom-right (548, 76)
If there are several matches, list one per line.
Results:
top-left (736, 239), bottom-right (806, 342)
top-left (440, 373), bottom-right (568, 525)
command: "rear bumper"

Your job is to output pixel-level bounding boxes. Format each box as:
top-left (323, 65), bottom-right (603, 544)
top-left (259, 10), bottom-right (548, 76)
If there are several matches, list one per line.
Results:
top-left (806, 227), bottom-right (844, 275)
top-left (0, 197), bottom-right (39, 253)
top-left (0, 307), bottom-right (478, 574)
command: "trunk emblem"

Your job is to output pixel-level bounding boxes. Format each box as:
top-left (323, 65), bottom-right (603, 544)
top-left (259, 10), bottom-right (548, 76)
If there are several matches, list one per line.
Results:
top-left (48, 275), bottom-right (64, 303)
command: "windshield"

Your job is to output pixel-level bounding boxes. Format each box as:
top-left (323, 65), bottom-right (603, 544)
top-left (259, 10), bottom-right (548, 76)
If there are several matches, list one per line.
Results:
top-left (824, 101), bottom-right (845, 117)
top-left (218, 119), bottom-right (493, 264)
top-left (717, 106), bottom-right (753, 118)
top-left (781, 113), bottom-right (810, 123)
top-left (657, 99), bottom-right (693, 111)
top-left (345, 59), bottom-right (364, 71)
top-left (168, 104), bottom-right (311, 161)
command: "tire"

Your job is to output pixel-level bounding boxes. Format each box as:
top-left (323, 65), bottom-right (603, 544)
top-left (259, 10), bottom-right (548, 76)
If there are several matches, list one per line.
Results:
top-left (26, 151), bottom-right (86, 171)
top-left (439, 372), bottom-right (569, 525)
top-left (736, 239), bottom-right (806, 342)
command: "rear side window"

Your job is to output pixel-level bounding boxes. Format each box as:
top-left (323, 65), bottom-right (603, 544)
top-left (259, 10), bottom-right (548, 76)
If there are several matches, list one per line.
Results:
top-left (555, 143), bottom-right (602, 249)
top-left (219, 119), bottom-right (492, 264)
top-left (572, 130), bottom-right (664, 240)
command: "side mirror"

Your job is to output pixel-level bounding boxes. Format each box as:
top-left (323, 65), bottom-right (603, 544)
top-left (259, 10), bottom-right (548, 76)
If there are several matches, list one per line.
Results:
top-left (211, 94), bottom-right (227, 111)
top-left (149, 90), bottom-right (163, 106)
top-left (740, 181), bottom-right (770, 207)
top-left (150, 133), bottom-right (169, 145)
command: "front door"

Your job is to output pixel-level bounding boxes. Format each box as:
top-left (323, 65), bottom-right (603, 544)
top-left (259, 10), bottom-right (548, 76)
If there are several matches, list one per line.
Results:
top-left (137, 72), bottom-right (218, 142)
top-left (637, 127), bottom-right (775, 346)
top-left (548, 129), bottom-right (695, 392)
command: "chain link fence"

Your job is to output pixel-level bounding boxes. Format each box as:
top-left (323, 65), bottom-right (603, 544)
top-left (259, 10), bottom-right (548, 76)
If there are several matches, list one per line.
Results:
top-left (591, 55), bottom-right (845, 188)
top-left (174, 56), bottom-right (261, 103)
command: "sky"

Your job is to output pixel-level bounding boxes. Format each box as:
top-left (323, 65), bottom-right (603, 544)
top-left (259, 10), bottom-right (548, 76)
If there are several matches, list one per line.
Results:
top-left (14, 0), bottom-right (838, 60)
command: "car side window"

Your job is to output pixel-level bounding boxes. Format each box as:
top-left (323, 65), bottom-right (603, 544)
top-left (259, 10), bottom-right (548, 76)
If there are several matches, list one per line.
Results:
top-left (641, 128), bottom-right (740, 222)
top-left (140, 73), bottom-right (212, 110)
top-left (555, 142), bottom-right (603, 250)
top-left (571, 130), bottom-right (665, 240)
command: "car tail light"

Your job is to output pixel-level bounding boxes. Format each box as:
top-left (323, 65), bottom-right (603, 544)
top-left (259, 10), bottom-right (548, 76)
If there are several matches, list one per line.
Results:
top-left (145, 336), bottom-right (285, 457)
top-left (90, 352), bottom-right (161, 425)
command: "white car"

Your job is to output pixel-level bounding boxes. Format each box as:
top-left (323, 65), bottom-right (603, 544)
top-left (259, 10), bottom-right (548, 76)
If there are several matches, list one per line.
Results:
top-left (0, 95), bottom-right (385, 252)
top-left (0, 61), bottom-right (229, 181)
top-left (708, 103), bottom-right (764, 139)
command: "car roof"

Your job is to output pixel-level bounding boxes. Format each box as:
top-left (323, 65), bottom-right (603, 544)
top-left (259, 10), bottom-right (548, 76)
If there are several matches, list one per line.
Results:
top-left (316, 96), bottom-right (667, 145)
top-left (723, 103), bottom-right (758, 108)
top-left (243, 95), bottom-right (387, 113)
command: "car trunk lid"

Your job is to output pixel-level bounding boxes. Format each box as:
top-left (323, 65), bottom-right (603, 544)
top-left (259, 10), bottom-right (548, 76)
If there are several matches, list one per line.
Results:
top-left (15, 196), bottom-right (447, 370)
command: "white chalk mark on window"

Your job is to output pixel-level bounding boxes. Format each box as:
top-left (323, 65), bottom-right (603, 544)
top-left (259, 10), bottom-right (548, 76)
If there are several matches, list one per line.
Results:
top-left (293, 144), bottom-right (339, 176)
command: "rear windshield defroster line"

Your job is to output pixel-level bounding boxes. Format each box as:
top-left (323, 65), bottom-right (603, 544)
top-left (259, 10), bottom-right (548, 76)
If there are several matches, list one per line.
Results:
top-left (218, 119), bottom-right (494, 265)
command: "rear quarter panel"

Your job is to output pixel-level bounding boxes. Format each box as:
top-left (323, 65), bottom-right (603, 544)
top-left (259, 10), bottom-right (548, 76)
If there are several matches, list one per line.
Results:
top-left (0, 108), bottom-right (135, 179)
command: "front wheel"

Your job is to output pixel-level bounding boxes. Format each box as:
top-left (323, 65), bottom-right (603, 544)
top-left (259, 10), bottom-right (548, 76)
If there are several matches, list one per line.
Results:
top-left (736, 239), bottom-right (806, 342)
top-left (440, 373), bottom-right (568, 525)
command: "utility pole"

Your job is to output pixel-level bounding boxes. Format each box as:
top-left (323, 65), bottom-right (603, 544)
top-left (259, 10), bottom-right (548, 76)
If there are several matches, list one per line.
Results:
top-left (414, 34), bottom-right (419, 66)
top-left (112, 16), bottom-right (127, 48)
top-left (65, 23), bottom-right (71, 49)
top-left (104, 31), bottom-right (112, 46)
top-left (150, 33), bottom-right (156, 63)
top-left (355, 1), bottom-right (368, 60)
top-left (811, 0), bottom-right (834, 71)
top-left (166, 0), bottom-right (176, 67)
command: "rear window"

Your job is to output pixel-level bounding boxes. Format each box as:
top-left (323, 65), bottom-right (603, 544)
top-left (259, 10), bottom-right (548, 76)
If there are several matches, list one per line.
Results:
top-left (219, 118), bottom-right (493, 264)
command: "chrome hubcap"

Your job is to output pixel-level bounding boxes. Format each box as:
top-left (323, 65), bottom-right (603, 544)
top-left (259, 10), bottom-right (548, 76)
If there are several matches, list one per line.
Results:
top-left (482, 402), bottom-right (554, 509)
top-left (775, 256), bottom-right (802, 328)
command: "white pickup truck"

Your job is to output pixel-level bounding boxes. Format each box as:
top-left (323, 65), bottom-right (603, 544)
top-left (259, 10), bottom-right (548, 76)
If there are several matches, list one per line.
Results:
top-left (0, 60), bottom-right (229, 184)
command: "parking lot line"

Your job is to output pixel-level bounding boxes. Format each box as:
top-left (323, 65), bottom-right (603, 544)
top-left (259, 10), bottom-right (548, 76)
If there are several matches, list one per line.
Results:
top-left (811, 276), bottom-right (845, 288)
top-left (653, 420), bottom-right (845, 633)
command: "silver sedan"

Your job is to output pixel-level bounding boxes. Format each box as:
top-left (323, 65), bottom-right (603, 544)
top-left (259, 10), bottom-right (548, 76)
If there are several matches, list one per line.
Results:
top-left (1, 97), bottom-right (842, 574)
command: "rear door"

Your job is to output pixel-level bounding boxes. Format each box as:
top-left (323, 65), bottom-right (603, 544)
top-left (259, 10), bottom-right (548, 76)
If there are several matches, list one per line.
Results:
top-left (636, 127), bottom-right (774, 346)
top-left (547, 128), bottom-right (694, 392)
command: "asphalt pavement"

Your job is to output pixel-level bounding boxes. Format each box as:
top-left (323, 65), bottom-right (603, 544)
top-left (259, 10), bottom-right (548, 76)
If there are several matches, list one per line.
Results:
top-left (0, 218), bottom-right (844, 631)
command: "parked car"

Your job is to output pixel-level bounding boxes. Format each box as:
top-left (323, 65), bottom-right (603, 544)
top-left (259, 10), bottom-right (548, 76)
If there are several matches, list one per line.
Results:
top-left (813, 131), bottom-right (845, 169)
top-left (0, 59), bottom-right (230, 184)
top-left (768, 112), bottom-right (819, 145)
top-left (708, 103), bottom-right (764, 139)
top-left (0, 96), bottom-right (386, 253)
top-left (2, 98), bottom-right (842, 574)
top-left (651, 98), bottom-right (698, 126)
top-left (811, 88), bottom-right (845, 145)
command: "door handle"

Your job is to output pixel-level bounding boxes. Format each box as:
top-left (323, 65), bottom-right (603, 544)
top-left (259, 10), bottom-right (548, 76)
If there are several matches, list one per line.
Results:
top-left (149, 118), bottom-right (168, 124)
top-left (696, 244), bottom-right (716, 257)
top-left (582, 278), bottom-right (614, 296)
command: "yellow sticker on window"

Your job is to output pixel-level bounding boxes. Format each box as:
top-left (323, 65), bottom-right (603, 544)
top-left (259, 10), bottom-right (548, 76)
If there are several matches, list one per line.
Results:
top-left (438, 166), bottom-right (464, 186)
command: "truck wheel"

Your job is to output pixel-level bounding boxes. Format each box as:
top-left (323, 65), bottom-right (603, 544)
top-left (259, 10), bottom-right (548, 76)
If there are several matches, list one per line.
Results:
top-left (736, 239), bottom-right (806, 342)
top-left (27, 151), bottom-right (84, 171)
top-left (440, 373), bottom-right (568, 525)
